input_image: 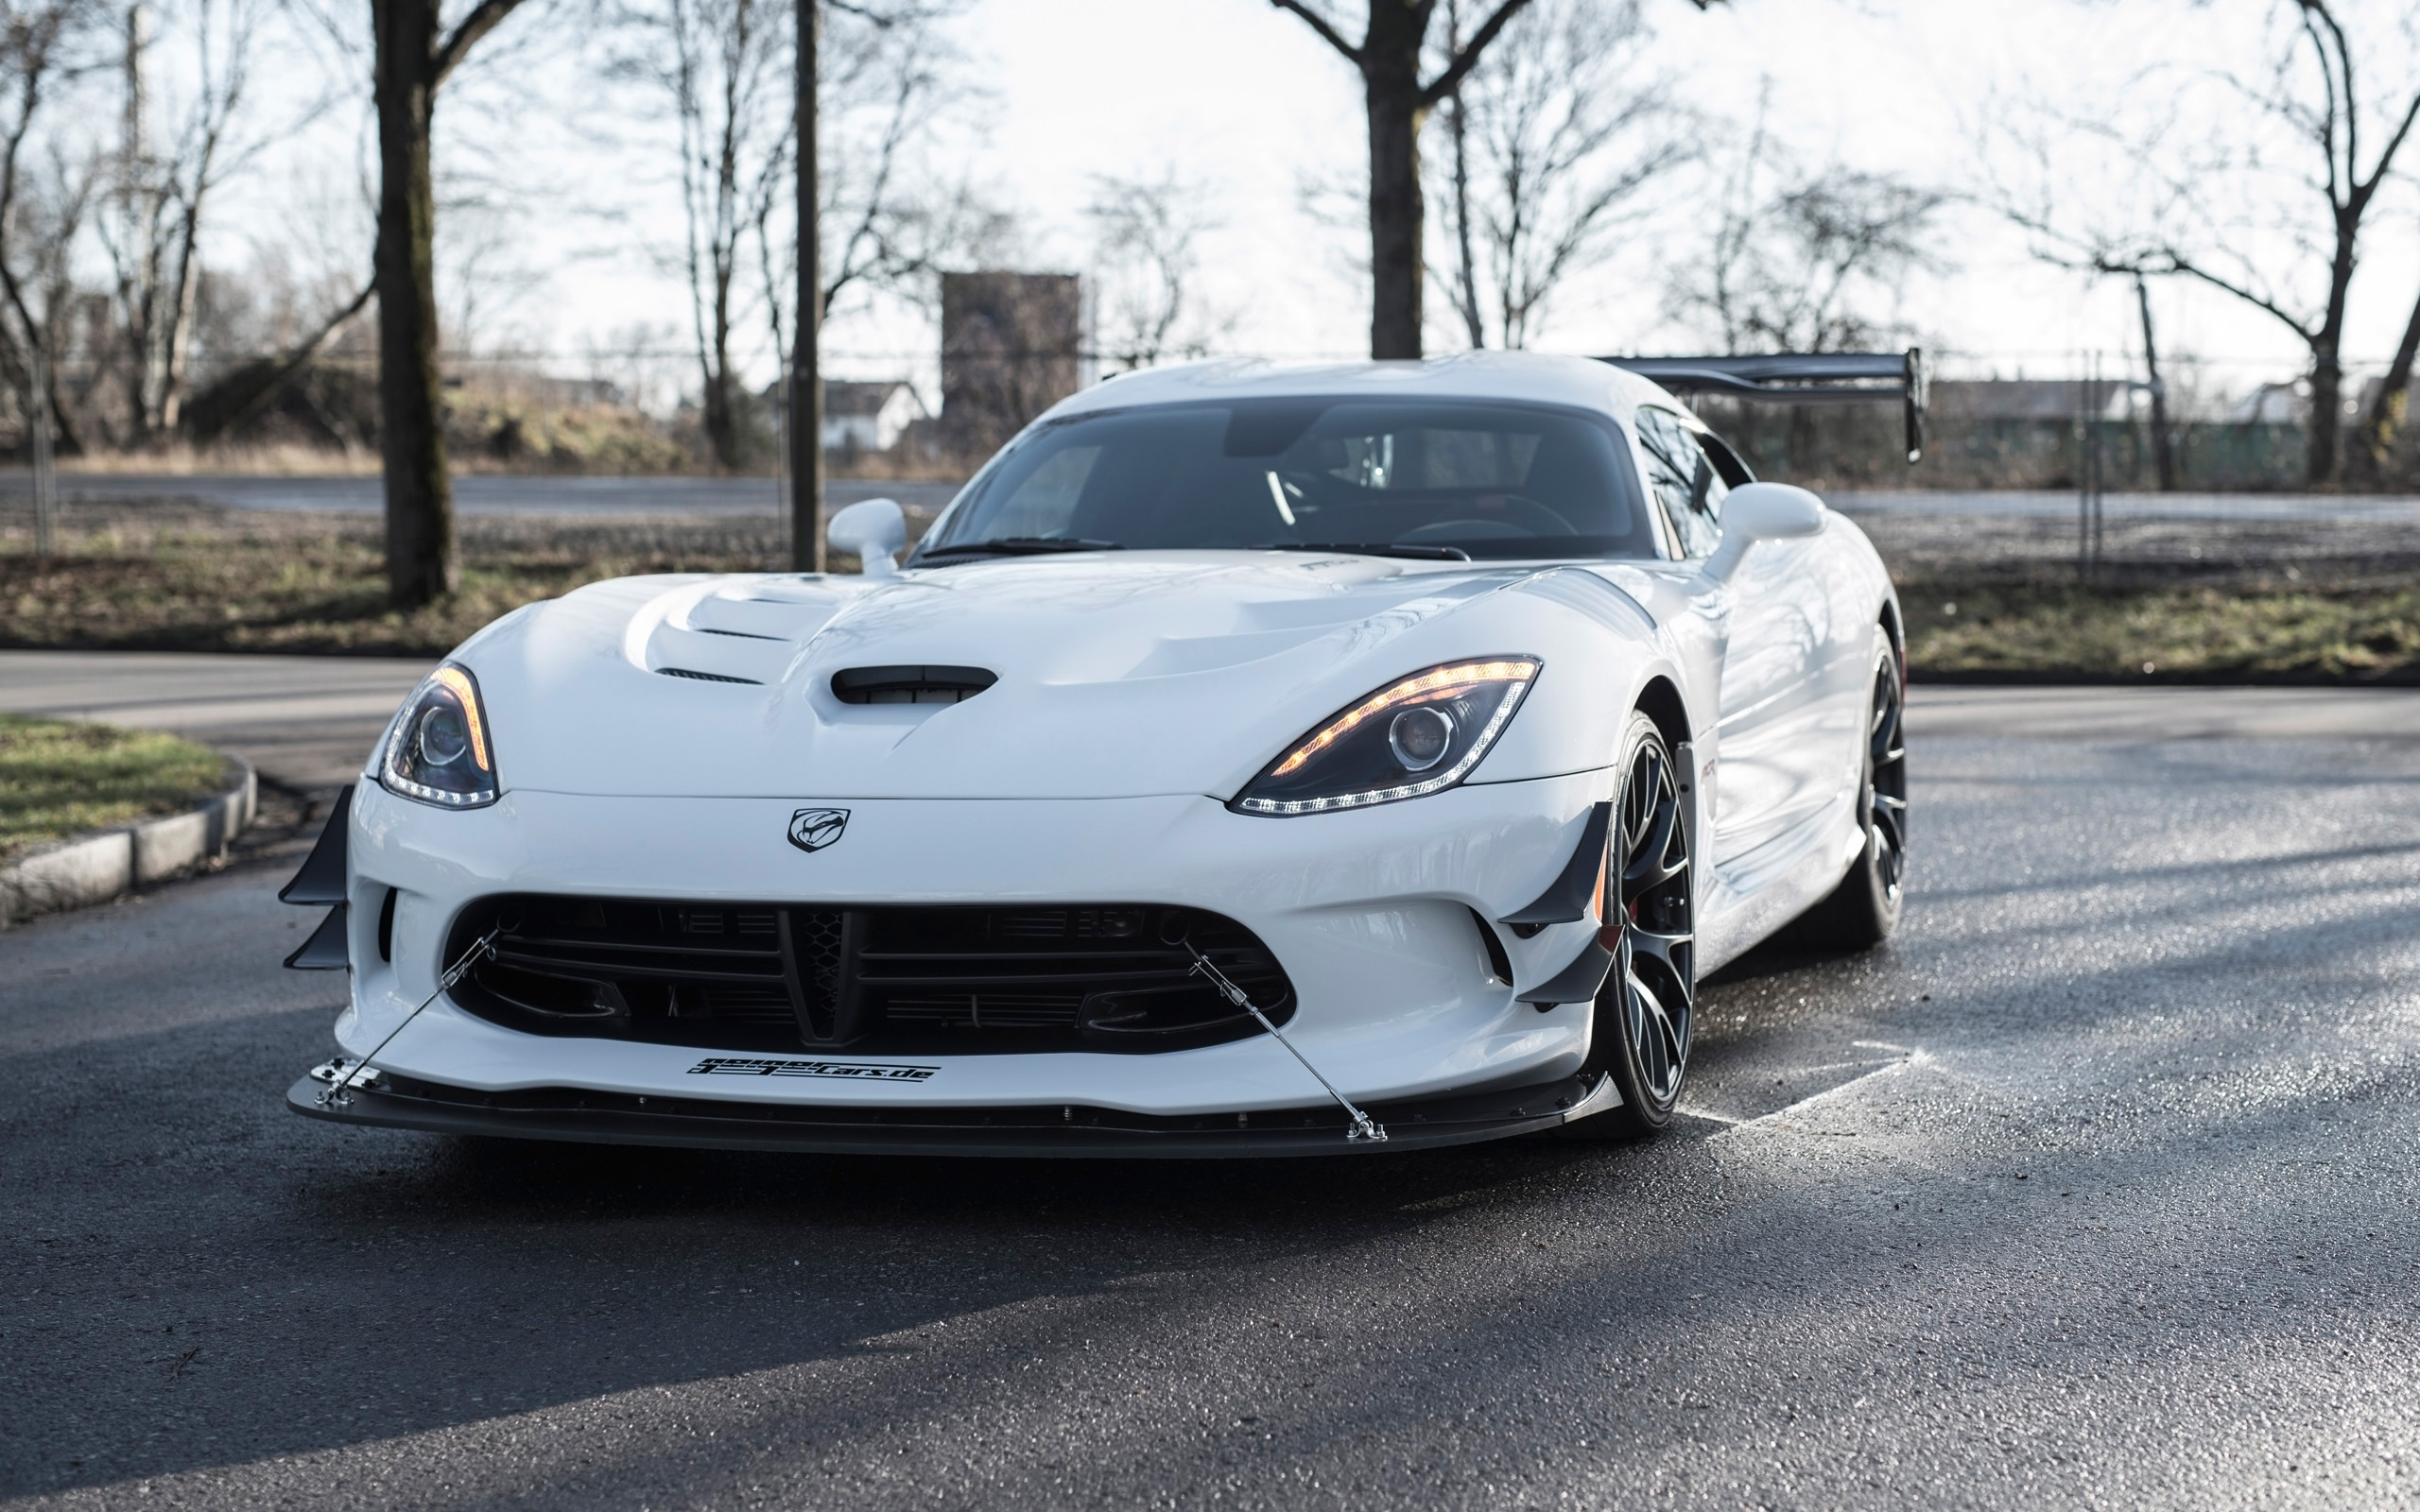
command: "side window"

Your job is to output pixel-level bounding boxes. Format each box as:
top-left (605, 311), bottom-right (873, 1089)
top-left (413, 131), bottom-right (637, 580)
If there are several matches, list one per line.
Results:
top-left (1633, 408), bottom-right (1730, 559)
top-left (1698, 429), bottom-right (1754, 488)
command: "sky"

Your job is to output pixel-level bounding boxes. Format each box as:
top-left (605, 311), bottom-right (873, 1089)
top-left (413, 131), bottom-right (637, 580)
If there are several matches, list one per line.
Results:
top-left (195, 0), bottom-right (2420, 414)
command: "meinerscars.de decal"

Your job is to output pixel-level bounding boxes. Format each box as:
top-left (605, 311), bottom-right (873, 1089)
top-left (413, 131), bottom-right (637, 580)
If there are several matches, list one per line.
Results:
top-left (686, 1057), bottom-right (939, 1082)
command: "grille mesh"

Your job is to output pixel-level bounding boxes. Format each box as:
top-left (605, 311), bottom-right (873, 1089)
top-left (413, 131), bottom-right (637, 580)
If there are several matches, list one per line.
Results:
top-left (447, 896), bottom-right (1290, 1055)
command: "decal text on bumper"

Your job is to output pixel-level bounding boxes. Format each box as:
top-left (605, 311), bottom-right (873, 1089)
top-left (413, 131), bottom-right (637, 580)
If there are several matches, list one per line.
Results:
top-left (686, 1057), bottom-right (939, 1082)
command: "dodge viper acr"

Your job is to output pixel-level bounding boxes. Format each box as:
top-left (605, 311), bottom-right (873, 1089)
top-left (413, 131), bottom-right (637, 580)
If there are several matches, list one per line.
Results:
top-left (283, 352), bottom-right (1909, 1157)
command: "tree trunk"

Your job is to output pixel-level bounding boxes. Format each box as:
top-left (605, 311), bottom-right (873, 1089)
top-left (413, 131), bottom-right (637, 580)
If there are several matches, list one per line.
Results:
top-left (702, 369), bottom-right (736, 470)
top-left (1447, 89), bottom-right (1483, 350)
top-left (702, 257), bottom-right (740, 469)
top-left (158, 189), bottom-right (204, 433)
top-left (1362, 3), bottom-right (1428, 360)
top-left (373, 0), bottom-right (455, 608)
top-left (2306, 351), bottom-right (2341, 486)
top-left (2134, 273), bottom-right (2175, 491)
top-left (2358, 284), bottom-right (2420, 472)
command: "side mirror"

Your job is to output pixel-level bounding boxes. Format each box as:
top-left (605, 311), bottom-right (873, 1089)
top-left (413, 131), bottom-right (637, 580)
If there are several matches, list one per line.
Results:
top-left (827, 498), bottom-right (907, 578)
top-left (1702, 482), bottom-right (1825, 582)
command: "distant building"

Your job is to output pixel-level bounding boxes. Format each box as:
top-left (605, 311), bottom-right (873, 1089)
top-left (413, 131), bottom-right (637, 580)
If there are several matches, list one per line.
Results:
top-left (2225, 382), bottom-right (2305, 426)
top-left (1927, 379), bottom-right (2134, 422)
top-left (821, 380), bottom-right (928, 453)
top-left (941, 270), bottom-right (1083, 457)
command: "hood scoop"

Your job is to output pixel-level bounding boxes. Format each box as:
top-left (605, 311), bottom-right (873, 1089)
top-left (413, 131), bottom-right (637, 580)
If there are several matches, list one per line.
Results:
top-left (831, 664), bottom-right (998, 705)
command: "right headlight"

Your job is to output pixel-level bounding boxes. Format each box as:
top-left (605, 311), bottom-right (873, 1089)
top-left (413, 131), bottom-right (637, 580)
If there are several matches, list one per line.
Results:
top-left (379, 664), bottom-right (500, 808)
top-left (1232, 658), bottom-right (1540, 816)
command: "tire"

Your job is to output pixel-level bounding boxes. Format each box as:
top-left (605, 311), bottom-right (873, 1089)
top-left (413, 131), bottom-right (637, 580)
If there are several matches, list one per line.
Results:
top-left (1792, 626), bottom-right (1909, 952)
top-left (1591, 711), bottom-right (1697, 1137)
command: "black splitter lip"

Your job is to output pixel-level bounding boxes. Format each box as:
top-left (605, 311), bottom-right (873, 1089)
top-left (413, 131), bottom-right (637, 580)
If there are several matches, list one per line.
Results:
top-left (285, 1067), bottom-right (1616, 1159)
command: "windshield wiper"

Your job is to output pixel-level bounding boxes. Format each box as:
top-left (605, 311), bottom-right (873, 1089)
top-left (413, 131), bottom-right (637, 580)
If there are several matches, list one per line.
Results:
top-left (1253, 541), bottom-right (1473, 562)
top-left (915, 537), bottom-right (1125, 561)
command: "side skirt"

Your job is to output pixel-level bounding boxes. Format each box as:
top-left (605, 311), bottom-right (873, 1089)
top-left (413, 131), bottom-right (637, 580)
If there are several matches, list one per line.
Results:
top-left (1695, 783), bottom-right (1866, 976)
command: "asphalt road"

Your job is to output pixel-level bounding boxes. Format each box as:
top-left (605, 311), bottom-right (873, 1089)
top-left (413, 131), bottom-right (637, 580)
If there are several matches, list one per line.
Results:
top-left (0, 650), bottom-right (431, 791)
top-left (4, 683), bottom-right (2419, 1509)
top-left (1825, 489), bottom-right (2420, 523)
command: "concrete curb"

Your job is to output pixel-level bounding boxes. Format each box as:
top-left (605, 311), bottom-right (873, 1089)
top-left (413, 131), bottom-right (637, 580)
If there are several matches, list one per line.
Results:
top-left (0, 759), bottom-right (257, 928)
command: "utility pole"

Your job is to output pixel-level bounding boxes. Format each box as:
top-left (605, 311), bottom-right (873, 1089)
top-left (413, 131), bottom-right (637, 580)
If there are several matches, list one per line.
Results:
top-left (788, 0), bottom-right (823, 573)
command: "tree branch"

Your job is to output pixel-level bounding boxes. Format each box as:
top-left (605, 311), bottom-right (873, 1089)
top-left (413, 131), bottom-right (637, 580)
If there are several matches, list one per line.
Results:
top-left (2356, 87), bottom-right (2420, 199)
top-left (1421, 0), bottom-right (1534, 106)
top-left (431, 0), bottom-right (530, 91)
top-left (1267, 0), bottom-right (1360, 66)
top-left (2149, 249), bottom-right (2315, 341)
top-left (181, 282), bottom-right (374, 441)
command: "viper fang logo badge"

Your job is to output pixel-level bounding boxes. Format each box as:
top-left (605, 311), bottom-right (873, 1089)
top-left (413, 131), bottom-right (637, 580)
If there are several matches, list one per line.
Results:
top-left (786, 807), bottom-right (850, 852)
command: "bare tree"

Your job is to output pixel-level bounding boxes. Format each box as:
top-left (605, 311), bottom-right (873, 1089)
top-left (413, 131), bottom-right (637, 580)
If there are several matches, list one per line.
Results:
top-left (0, 0), bottom-right (105, 455)
top-left (817, 4), bottom-right (996, 310)
top-left (1666, 108), bottom-right (1944, 476)
top-left (1084, 168), bottom-right (1226, 370)
top-left (752, 0), bottom-right (1010, 372)
top-left (1270, 0), bottom-right (1723, 359)
top-left (95, 0), bottom-right (278, 445)
top-left (1668, 107), bottom-right (1945, 355)
top-left (1981, 149), bottom-right (2185, 490)
top-left (2008, 0), bottom-right (2420, 484)
top-left (610, 0), bottom-right (997, 469)
top-left (1437, 0), bottom-right (1688, 350)
top-left (607, 0), bottom-right (789, 470)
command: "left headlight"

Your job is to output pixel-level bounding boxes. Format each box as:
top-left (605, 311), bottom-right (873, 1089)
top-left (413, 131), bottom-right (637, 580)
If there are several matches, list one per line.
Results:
top-left (379, 663), bottom-right (500, 808)
top-left (1233, 657), bottom-right (1540, 816)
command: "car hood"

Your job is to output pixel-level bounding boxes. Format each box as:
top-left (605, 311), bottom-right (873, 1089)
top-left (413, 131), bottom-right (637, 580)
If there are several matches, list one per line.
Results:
top-left (453, 551), bottom-right (1651, 800)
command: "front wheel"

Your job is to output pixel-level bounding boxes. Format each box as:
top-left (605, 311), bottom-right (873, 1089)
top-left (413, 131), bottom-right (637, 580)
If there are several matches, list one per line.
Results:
top-left (1592, 711), bottom-right (1696, 1136)
top-left (1793, 626), bottom-right (1908, 951)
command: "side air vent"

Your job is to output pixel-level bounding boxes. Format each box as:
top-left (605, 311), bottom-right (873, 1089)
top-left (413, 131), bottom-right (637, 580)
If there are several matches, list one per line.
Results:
top-left (831, 665), bottom-right (997, 705)
top-left (658, 667), bottom-right (764, 684)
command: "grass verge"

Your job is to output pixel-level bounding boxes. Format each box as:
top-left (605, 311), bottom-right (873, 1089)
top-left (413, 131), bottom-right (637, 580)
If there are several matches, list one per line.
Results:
top-left (0, 509), bottom-right (772, 655)
top-left (1900, 576), bottom-right (2420, 683)
top-left (0, 716), bottom-right (233, 863)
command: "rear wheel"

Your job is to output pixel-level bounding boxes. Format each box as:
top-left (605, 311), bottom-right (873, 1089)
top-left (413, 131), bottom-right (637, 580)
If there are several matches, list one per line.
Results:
top-left (1593, 711), bottom-right (1696, 1136)
top-left (1794, 627), bottom-right (1908, 951)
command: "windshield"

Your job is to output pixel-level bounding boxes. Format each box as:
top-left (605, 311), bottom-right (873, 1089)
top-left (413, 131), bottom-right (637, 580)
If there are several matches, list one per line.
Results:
top-left (918, 398), bottom-right (1656, 562)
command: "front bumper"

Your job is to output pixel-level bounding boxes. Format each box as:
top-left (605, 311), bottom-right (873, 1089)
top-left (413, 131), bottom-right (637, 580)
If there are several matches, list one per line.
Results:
top-left (287, 1064), bottom-right (1618, 1158)
top-left (317, 774), bottom-right (1618, 1123)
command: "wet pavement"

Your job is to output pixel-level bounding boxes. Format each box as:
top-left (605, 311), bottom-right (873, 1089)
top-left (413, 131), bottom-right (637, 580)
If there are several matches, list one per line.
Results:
top-left (2, 696), bottom-right (2418, 1508)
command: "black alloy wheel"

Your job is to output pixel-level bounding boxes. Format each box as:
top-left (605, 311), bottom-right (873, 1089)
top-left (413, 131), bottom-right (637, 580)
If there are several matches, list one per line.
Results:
top-left (1594, 711), bottom-right (1696, 1134)
top-left (1797, 627), bottom-right (1909, 950)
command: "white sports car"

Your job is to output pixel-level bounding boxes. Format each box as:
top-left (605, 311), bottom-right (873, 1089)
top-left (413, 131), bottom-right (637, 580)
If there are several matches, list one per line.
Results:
top-left (283, 352), bottom-right (1910, 1156)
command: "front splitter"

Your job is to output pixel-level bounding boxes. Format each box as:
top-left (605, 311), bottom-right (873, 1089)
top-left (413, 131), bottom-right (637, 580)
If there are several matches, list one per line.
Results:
top-left (285, 1067), bottom-right (1620, 1159)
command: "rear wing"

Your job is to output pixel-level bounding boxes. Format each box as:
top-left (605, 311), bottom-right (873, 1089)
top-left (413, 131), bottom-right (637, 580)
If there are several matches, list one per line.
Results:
top-left (1599, 349), bottom-right (1927, 463)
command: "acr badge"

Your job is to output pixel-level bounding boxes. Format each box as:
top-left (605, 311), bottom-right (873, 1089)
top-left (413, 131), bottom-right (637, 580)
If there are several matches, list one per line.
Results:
top-left (787, 807), bottom-right (850, 852)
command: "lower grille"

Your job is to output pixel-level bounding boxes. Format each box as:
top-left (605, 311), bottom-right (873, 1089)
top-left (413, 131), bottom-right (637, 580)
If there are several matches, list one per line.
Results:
top-left (443, 896), bottom-right (1292, 1054)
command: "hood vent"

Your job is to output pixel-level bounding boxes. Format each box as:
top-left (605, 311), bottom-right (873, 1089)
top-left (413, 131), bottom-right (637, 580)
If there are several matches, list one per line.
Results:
top-left (658, 666), bottom-right (764, 685)
top-left (832, 664), bottom-right (997, 705)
